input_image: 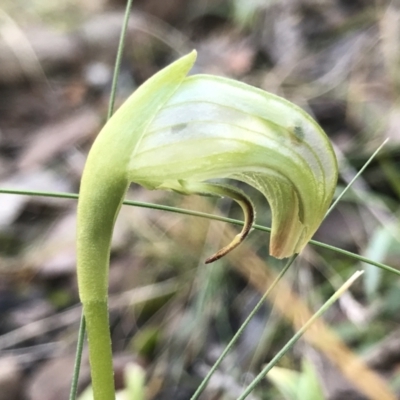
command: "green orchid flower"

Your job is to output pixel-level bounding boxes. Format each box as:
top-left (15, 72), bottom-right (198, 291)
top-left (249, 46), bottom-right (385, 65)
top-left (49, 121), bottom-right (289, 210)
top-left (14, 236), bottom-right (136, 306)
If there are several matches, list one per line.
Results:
top-left (76, 50), bottom-right (338, 399)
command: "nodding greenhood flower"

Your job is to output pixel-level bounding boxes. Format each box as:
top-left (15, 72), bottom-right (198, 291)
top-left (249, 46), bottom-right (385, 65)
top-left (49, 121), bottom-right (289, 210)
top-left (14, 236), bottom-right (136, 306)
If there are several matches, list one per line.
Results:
top-left (76, 50), bottom-right (338, 400)
top-left (80, 50), bottom-right (337, 262)
top-left (128, 66), bottom-right (338, 258)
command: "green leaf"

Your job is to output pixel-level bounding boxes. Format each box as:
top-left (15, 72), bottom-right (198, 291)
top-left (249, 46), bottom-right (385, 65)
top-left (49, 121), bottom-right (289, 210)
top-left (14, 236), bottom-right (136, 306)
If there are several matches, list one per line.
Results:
top-left (267, 366), bottom-right (300, 400)
top-left (298, 360), bottom-right (325, 400)
top-left (267, 360), bottom-right (325, 400)
top-left (123, 363), bottom-right (146, 400)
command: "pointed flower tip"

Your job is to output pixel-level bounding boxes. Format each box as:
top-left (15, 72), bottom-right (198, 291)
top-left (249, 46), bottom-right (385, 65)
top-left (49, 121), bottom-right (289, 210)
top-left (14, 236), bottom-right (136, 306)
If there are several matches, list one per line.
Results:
top-left (181, 49), bottom-right (197, 66)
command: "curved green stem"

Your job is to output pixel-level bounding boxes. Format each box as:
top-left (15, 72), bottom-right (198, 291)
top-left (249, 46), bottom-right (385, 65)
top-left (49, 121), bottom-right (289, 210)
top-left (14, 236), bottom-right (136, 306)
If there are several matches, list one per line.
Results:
top-left (73, 0), bottom-right (134, 397)
top-left (77, 165), bottom-right (128, 399)
top-left (76, 50), bottom-right (196, 400)
top-left (82, 303), bottom-right (115, 400)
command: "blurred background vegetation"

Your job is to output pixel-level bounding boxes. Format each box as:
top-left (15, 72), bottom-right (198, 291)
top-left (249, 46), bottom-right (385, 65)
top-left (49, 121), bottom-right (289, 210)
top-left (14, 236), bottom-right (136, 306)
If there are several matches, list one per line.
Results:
top-left (0, 0), bottom-right (400, 399)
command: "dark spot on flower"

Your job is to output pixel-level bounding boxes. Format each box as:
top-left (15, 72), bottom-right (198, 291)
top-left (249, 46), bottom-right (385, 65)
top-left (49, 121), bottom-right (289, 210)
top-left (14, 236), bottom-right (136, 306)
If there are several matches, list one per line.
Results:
top-left (171, 123), bottom-right (188, 134)
top-left (288, 124), bottom-right (304, 144)
top-left (294, 125), bottom-right (304, 140)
